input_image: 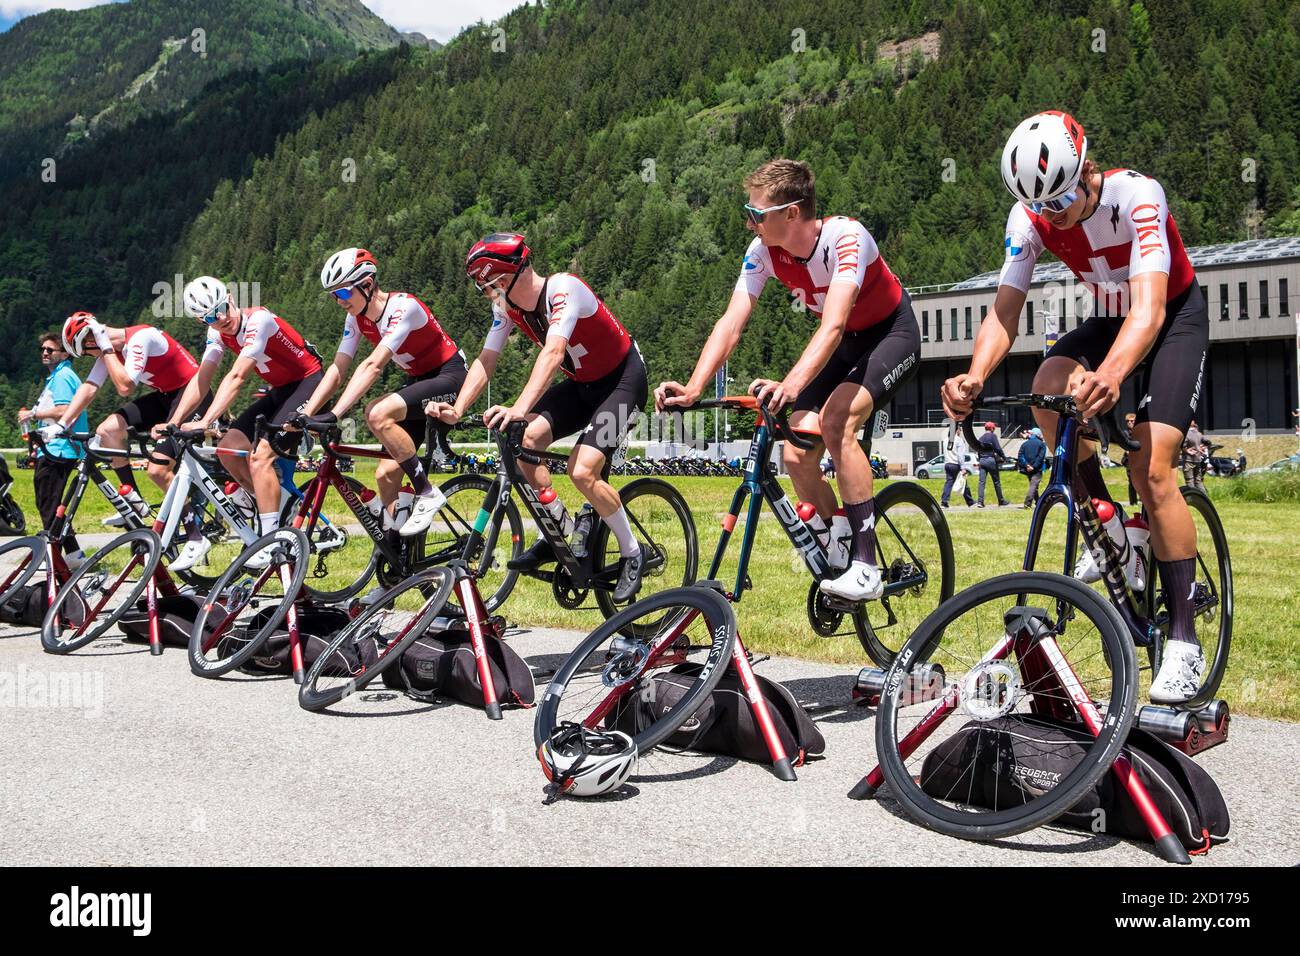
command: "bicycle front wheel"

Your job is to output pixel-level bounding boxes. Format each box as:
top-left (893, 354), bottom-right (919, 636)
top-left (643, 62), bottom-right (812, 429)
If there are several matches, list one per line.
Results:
top-left (876, 572), bottom-right (1137, 842)
top-left (534, 585), bottom-right (736, 774)
top-left (592, 477), bottom-right (698, 628)
top-left (41, 528), bottom-right (163, 654)
top-left (188, 529), bottom-right (310, 677)
top-left (0, 534), bottom-right (45, 607)
top-left (424, 474), bottom-right (522, 612)
top-left (287, 476), bottom-right (380, 604)
top-left (298, 566), bottom-right (455, 712)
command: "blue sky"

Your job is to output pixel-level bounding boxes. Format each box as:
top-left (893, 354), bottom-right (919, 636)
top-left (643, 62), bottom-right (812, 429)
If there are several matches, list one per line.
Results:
top-left (0, 1), bottom-right (526, 40)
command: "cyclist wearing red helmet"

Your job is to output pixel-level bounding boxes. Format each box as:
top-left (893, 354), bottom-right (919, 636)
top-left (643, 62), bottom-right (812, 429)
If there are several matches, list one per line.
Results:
top-left (429, 232), bottom-right (648, 603)
top-left (303, 248), bottom-right (466, 539)
top-left (50, 312), bottom-right (210, 506)
top-left (941, 110), bottom-right (1209, 704)
top-left (655, 158), bottom-right (921, 604)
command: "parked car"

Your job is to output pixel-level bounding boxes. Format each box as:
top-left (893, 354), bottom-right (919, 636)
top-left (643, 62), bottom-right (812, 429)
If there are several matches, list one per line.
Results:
top-left (915, 452), bottom-right (975, 479)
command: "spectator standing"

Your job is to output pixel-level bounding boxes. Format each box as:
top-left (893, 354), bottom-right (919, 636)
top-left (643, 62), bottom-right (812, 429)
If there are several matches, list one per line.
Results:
top-left (18, 332), bottom-right (88, 567)
top-left (940, 429), bottom-right (974, 508)
top-left (1182, 419), bottom-right (1207, 492)
top-left (1017, 426), bottom-right (1047, 508)
top-left (977, 421), bottom-right (1010, 508)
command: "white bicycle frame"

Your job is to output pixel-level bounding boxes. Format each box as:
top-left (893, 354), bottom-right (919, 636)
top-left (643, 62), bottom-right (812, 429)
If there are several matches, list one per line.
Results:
top-left (151, 444), bottom-right (260, 551)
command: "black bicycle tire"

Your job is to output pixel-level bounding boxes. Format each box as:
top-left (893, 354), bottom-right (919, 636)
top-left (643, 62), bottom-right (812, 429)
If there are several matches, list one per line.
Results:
top-left (876, 571), bottom-right (1137, 841)
top-left (0, 494), bottom-right (27, 535)
top-left (533, 585), bottom-right (736, 755)
top-left (851, 480), bottom-right (956, 667)
top-left (0, 534), bottom-right (45, 606)
top-left (434, 473), bottom-right (522, 612)
top-left (40, 528), bottom-right (163, 654)
top-left (187, 528), bottom-right (311, 677)
top-left (592, 477), bottom-right (699, 627)
top-left (297, 566), bottom-right (456, 712)
top-left (289, 475), bottom-right (380, 603)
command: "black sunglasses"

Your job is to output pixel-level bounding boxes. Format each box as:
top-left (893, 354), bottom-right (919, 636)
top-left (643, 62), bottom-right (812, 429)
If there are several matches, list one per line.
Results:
top-left (40, 346), bottom-right (63, 354)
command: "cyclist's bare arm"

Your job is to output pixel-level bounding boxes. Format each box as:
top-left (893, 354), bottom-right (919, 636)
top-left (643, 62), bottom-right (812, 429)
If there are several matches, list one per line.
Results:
top-left (194, 355), bottom-right (257, 428)
top-left (56, 381), bottom-right (100, 429)
top-left (167, 359), bottom-right (220, 429)
top-left (942, 284), bottom-right (1026, 418)
top-left (443, 349), bottom-right (499, 422)
top-left (301, 350), bottom-right (353, 417)
top-left (655, 288), bottom-right (753, 410)
top-left (100, 350), bottom-right (136, 397)
top-left (1075, 271), bottom-right (1169, 418)
top-left (330, 345), bottom-right (392, 418)
top-left (510, 336), bottom-right (567, 417)
top-left (772, 281), bottom-right (856, 399)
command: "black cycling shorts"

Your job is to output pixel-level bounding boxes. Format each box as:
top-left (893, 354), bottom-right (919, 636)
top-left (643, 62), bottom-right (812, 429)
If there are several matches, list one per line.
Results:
top-left (393, 352), bottom-right (468, 449)
top-left (533, 345), bottom-right (648, 469)
top-left (792, 289), bottom-right (921, 415)
top-left (116, 387), bottom-right (213, 462)
top-left (230, 371), bottom-right (324, 455)
top-left (1046, 280), bottom-right (1207, 435)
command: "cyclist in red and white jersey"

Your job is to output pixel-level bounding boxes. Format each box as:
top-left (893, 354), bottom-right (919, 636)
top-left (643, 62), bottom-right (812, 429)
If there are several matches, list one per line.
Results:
top-left (52, 312), bottom-right (211, 508)
top-left (942, 110), bottom-right (1209, 703)
top-left (656, 159), bottom-right (921, 602)
top-left (161, 276), bottom-right (325, 569)
top-left (429, 232), bottom-right (648, 603)
top-left (302, 248), bottom-right (467, 540)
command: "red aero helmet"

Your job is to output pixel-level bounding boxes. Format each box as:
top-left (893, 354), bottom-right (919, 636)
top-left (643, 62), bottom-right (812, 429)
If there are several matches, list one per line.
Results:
top-left (62, 311), bottom-right (98, 357)
top-left (465, 233), bottom-right (530, 288)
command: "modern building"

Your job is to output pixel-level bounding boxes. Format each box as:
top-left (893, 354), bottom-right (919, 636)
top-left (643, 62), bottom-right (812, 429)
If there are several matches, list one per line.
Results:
top-left (891, 236), bottom-right (1300, 433)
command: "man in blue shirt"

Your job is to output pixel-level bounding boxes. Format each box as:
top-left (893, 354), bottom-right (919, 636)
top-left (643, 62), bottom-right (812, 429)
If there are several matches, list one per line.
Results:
top-left (18, 331), bottom-right (88, 567)
top-left (1017, 426), bottom-right (1047, 508)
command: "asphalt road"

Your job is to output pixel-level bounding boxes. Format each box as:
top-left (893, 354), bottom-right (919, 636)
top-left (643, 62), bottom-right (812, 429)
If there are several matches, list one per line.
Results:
top-left (1, 617), bottom-right (1296, 867)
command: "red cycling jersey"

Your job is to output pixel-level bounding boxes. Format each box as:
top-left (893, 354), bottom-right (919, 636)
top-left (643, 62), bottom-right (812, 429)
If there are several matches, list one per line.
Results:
top-left (338, 292), bottom-right (459, 376)
top-left (483, 273), bottom-right (631, 383)
top-left (86, 325), bottom-right (199, 393)
top-left (201, 307), bottom-right (321, 387)
top-left (735, 216), bottom-right (904, 332)
top-left (998, 168), bottom-right (1196, 315)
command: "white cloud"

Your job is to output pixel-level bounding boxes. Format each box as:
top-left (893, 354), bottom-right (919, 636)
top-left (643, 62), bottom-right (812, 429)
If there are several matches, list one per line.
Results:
top-left (360, 0), bottom-right (527, 42)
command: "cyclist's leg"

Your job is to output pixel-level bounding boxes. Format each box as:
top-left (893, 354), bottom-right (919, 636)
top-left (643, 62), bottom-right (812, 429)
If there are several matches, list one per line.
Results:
top-left (786, 353), bottom-right (845, 520)
top-left (97, 407), bottom-right (143, 492)
top-left (373, 357), bottom-right (467, 506)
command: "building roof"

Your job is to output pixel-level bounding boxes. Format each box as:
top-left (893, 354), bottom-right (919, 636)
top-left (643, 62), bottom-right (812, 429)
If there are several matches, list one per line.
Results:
top-left (913, 235), bottom-right (1300, 296)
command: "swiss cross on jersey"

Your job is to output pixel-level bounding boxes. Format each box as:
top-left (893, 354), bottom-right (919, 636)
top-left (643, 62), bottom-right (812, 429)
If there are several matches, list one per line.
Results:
top-left (218, 308), bottom-right (320, 387)
top-left (493, 274), bottom-right (631, 383)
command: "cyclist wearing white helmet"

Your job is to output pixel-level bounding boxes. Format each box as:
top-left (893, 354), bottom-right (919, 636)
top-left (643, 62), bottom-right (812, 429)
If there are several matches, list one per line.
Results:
top-left (51, 311), bottom-right (210, 510)
top-left (942, 110), bottom-right (1209, 704)
top-left (302, 248), bottom-right (466, 543)
top-left (165, 276), bottom-right (324, 570)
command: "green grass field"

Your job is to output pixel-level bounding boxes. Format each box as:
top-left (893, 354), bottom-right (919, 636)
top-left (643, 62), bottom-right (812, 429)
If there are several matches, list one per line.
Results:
top-left (7, 455), bottom-right (1296, 720)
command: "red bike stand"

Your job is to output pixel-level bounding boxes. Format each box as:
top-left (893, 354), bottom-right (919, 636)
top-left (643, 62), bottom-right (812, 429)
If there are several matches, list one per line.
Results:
top-left (146, 576), bottom-right (163, 656)
top-left (729, 634), bottom-right (797, 781)
top-left (454, 573), bottom-right (503, 721)
top-left (1169, 700), bottom-right (1230, 757)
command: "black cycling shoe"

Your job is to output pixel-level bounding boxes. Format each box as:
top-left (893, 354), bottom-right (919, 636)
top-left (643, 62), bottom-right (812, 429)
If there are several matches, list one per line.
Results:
top-left (612, 549), bottom-right (645, 603)
top-left (508, 536), bottom-right (559, 572)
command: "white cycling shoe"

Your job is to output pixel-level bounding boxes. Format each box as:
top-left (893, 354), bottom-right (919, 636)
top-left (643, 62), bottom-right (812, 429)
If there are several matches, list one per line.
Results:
top-left (1149, 640), bottom-right (1205, 704)
top-left (242, 543), bottom-right (279, 571)
top-left (819, 560), bottom-right (884, 602)
top-left (399, 488), bottom-right (447, 537)
top-left (169, 537), bottom-right (212, 572)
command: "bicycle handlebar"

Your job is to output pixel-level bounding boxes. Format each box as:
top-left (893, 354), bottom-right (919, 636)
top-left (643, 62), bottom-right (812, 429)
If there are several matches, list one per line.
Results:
top-left (676, 395), bottom-right (816, 450)
top-left (957, 394), bottom-right (1140, 454)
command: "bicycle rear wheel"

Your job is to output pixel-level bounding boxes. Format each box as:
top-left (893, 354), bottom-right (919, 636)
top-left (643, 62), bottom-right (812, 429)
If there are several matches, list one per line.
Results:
top-left (0, 534), bottom-right (45, 606)
top-left (287, 476), bottom-right (379, 603)
top-left (298, 566), bottom-right (455, 712)
top-left (875, 572), bottom-right (1136, 842)
top-left (534, 585), bottom-right (736, 772)
top-left (424, 474), bottom-right (521, 612)
top-left (592, 477), bottom-right (698, 631)
top-left (187, 529), bottom-right (310, 677)
top-left (41, 528), bottom-right (163, 654)
top-left (1144, 487), bottom-right (1232, 708)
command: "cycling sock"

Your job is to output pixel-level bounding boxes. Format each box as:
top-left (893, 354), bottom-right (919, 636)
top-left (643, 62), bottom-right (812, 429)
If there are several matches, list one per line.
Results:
top-left (259, 511), bottom-right (280, 536)
top-left (182, 507), bottom-right (203, 541)
top-left (844, 499), bottom-right (877, 566)
top-left (1077, 454), bottom-right (1113, 505)
top-left (114, 466), bottom-right (137, 492)
top-left (1157, 557), bottom-right (1198, 644)
top-left (397, 454), bottom-right (433, 496)
top-left (603, 506), bottom-right (641, 558)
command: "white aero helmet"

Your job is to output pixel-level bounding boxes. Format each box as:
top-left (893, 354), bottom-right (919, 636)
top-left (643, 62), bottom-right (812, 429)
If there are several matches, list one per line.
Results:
top-left (183, 275), bottom-right (229, 321)
top-left (538, 723), bottom-right (637, 797)
top-left (1000, 110), bottom-right (1088, 213)
top-left (320, 247), bottom-right (377, 292)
